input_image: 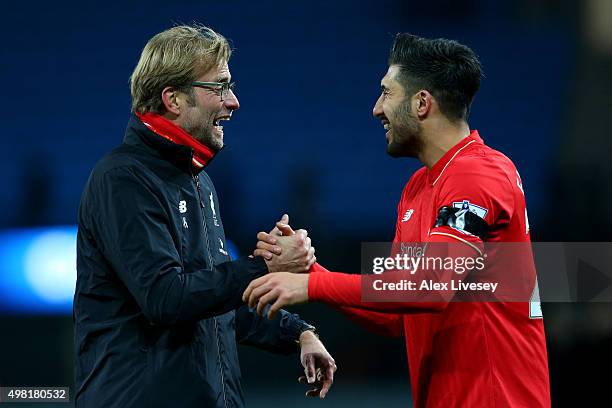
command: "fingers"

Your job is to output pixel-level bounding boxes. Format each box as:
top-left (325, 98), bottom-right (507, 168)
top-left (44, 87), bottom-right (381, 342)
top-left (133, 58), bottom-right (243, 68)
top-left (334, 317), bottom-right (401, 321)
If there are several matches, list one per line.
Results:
top-left (305, 247), bottom-right (316, 271)
top-left (255, 238), bottom-right (281, 260)
top-left (306, 388), bottom-right (322, 398)
top-left (320, 361), bottom-right (336, 399)
top-left (242, 275), bottom-right (268, 303)
top-left (320, 380), bottom-right (331, 399)
top-left (256, 241), bottom-right (280, 254)
top-left (248, 281), bottom-right (274, 308)
top-left (289, 230), bottom-right (309, 270)
top-left (268, 214), bottom-right (290, 237)
top-left (256, 289), bottom-right (280, 316)
top-left (271, 214), bottom-right (289, 235)
top-left (252, 248), bottom-right (275, 260)
top-left (298, 376), bottom-right (324, 398)
top-left (243, 273), bottom-right (296, 316)
top-left (295, 229), bottom-right (308, 242)
top-left (298, 374), bottom-right (325, 398)
top-left (267, 296), bottom-right (286, 320)
top-left (254, 231), bottom-right (281, 260)
top-left (257, 231), bottom-right (278, 246)
top-left (303, 354), bottom-right (315, 384)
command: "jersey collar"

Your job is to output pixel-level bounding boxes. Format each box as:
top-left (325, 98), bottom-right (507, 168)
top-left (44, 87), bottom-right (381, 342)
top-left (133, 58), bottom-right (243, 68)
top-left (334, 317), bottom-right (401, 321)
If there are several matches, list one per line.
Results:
top-left (427, 130), bottom-right (482, 186)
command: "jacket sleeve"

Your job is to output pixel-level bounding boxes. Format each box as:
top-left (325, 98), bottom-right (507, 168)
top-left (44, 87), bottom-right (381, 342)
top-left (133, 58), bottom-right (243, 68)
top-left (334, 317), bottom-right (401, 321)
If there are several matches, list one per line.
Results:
top-left (88, 166), bottom-right (267, 325)
top-left (234, 305), bottom-right (313, 354)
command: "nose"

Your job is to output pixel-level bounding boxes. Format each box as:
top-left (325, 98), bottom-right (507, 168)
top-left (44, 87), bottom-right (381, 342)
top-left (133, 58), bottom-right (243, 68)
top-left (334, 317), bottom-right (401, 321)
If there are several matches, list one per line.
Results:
top-left (223, 89), bottom-right (240, 111)
top-left (373, 94), bottom-right (384, 118)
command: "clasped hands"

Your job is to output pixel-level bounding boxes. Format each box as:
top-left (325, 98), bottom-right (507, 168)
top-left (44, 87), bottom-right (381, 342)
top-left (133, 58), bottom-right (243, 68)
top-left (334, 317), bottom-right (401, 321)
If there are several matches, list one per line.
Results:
top-left (243, 214), bottom-right (312, 319)
top-left (244, 214), bottom-right (335, 399)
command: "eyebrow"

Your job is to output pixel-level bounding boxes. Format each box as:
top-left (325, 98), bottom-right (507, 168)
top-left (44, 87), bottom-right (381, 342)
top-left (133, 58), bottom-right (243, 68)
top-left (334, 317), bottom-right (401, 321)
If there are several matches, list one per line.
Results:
top-left (216, 76), bottom-right (231, 83)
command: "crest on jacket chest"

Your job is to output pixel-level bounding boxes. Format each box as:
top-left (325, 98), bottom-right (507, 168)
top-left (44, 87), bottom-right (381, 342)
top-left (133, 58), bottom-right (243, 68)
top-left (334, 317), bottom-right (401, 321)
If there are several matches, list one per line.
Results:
top-left (209, 192), bottom-right (220, 227)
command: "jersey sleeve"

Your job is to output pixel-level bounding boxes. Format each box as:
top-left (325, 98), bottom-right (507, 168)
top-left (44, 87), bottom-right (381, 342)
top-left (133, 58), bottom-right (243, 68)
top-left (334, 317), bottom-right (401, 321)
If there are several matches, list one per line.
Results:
top-left (309, 263), bottom-right (449, 313)
top-left (309, 263), bottom-right (404, 336)
top-left (308, 163), bottom-right (516, 313)
top-left (429, 159), bottom-right (514, 252)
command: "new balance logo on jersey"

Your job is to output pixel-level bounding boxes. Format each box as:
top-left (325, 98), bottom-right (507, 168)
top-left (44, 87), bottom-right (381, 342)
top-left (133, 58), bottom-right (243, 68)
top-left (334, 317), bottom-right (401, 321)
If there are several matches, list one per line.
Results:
top-left (179, 200), bottom-right (187, 214)
top-left (402, 209), bottom-right (414, 222)
top-left (516, 170), bottom-right (524, 195)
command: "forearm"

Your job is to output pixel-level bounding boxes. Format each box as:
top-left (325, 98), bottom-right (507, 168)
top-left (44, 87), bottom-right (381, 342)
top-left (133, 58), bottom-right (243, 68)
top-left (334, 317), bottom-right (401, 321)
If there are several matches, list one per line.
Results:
top-left (124, 256), bottom-right (267, 325)
top-left (309, 267), bottom-right (447, 313)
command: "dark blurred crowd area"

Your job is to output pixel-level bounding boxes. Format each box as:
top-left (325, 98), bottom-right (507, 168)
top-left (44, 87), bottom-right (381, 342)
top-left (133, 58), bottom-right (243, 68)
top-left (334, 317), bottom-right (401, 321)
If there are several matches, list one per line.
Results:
top-left (1, 0), bottom-right (611, 406)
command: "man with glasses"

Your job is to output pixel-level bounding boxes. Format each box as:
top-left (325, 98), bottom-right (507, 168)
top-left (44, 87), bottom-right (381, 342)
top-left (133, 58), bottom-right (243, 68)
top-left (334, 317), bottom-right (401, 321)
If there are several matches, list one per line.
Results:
top-left (74, 24), bottom-right (336, 408)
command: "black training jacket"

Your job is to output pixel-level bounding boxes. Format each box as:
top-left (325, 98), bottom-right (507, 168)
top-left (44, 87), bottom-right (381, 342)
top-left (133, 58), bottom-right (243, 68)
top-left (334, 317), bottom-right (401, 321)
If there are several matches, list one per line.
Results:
top-left (74, 114), bottom-right (311, 408)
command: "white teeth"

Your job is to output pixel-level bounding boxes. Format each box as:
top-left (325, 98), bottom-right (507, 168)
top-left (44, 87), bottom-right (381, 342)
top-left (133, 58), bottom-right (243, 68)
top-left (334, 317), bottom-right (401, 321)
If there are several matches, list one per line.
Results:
top-left (215, 117), bottom-right (230, 126)
top-left (384, 124), bottom-right (390, 130)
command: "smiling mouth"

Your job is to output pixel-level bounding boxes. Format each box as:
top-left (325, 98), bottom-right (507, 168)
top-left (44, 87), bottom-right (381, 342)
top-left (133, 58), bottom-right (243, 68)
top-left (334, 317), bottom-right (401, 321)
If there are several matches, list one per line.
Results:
top-left (213, 116), bottom-right (231, 127)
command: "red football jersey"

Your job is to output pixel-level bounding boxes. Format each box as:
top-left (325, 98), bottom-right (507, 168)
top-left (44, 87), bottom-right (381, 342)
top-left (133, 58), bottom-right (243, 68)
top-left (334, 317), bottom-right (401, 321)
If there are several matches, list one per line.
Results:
top-left (310, 131), bottom-right (550, 407)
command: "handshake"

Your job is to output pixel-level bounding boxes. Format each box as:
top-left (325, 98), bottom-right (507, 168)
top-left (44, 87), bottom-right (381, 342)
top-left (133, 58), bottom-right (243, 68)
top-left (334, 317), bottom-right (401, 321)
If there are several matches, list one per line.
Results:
top-left (243, 214), bottom-right (315, 319)
top-left (244, 214), bottom-right (336, 399)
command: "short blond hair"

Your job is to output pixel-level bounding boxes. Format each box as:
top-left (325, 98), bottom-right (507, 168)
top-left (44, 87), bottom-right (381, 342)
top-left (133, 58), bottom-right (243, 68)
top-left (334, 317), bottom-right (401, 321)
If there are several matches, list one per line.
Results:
top-left (130, 24), bottom-right (232, 114)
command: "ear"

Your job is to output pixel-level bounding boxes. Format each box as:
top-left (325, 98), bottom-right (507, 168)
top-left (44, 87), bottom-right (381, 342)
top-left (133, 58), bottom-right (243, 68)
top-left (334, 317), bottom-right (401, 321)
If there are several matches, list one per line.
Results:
top-left (414, 90), bottom-right (433, 119)
top-left (161, 87), bottom-right (181, 115)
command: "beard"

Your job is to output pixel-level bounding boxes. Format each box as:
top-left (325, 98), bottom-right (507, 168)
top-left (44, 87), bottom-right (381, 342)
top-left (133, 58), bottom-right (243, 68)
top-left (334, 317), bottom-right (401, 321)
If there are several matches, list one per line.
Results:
top-left (188, 124), bottom-right (223, 152)
top-left (386, 99), bottom-right (423, 158)
top-left (181, 98), bottom-right (224, 152)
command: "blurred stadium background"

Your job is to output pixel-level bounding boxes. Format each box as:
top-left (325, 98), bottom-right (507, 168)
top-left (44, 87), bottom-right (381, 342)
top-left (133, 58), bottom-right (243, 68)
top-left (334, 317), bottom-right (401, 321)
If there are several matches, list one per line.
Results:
top-left (1, 0), bottom-right (611, 406)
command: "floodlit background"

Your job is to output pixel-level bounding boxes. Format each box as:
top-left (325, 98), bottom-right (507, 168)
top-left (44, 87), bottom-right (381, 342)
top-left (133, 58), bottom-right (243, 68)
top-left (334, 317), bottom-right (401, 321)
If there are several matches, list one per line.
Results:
top-left (1, 0), bottom-right (611, 406)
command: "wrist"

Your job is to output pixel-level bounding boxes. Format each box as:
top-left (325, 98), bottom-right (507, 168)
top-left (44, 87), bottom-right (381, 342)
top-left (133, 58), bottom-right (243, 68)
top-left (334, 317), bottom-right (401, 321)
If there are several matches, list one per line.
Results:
top-left (298, 328), bottom-right (318, 344)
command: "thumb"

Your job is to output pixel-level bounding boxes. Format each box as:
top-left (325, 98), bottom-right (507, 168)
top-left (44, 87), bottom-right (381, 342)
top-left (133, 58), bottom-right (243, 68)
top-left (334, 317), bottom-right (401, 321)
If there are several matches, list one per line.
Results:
top-left (270, 214), bottom-right (291, 236)
top-left (280, 213), bottom-right (289, 225)
top-left (276, 221), bottom-right (295, 236)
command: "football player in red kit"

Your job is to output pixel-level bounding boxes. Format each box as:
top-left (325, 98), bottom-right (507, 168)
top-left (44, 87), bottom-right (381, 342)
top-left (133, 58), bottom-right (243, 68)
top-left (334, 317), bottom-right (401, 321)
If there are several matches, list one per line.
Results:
top-left (244, 34), bottom-right (550, 407)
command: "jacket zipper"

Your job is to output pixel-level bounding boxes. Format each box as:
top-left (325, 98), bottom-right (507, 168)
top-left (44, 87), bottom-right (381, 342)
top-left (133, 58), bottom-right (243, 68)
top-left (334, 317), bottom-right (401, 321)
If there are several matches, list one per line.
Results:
top-left (193, 173), bottom-right (228, 408)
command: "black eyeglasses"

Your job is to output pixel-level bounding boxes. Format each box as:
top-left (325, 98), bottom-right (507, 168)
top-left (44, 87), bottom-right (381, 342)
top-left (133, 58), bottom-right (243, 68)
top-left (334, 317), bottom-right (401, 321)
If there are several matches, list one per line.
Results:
top-left (191, 81), bottom-right (236, 101)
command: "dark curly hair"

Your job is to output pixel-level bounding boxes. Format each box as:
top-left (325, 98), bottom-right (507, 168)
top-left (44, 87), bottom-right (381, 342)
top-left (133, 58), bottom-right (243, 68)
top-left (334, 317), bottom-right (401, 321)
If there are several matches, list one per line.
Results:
top-left (388, 33), bottom-right (482, 122)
